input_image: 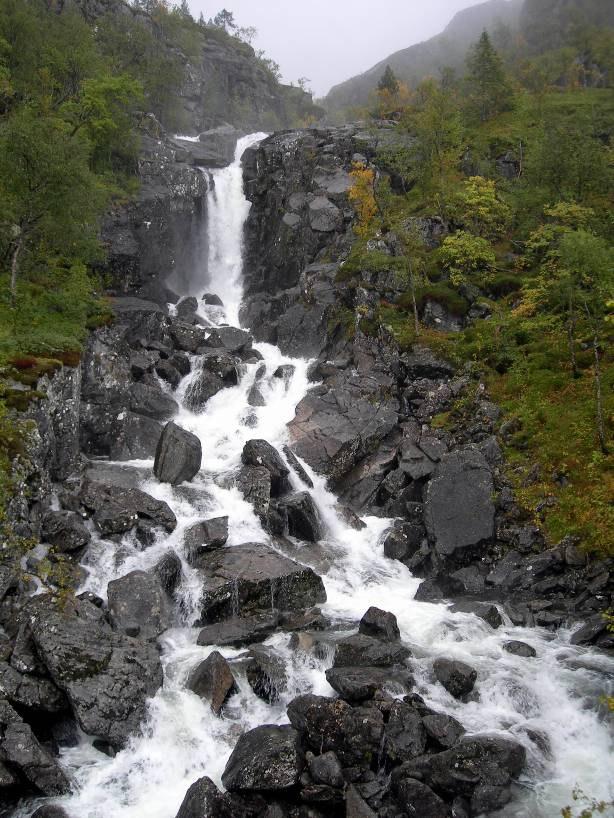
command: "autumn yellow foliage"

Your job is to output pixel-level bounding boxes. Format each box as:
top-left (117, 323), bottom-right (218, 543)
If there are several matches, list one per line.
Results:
top-left (348, 162), bottom-right (377, 237)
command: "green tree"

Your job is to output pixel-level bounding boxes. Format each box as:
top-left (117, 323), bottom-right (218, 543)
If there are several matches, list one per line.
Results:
top-left (455, 176), bottom-right (512, 240)
top-left (439, 231), bottom-right (496, 286)
top-left (378, 64), bottom-right (399, 95)
top-left (212, 9), bottom-right (236, 32)
top-left (466, 30), bottom-right (514, 121)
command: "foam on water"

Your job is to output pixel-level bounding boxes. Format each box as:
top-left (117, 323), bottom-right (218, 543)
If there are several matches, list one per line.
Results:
top-left (25, 133), bottom-right (614, 818)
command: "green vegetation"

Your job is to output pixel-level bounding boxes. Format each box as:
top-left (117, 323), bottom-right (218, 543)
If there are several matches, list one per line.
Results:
top-left (344, 24), bottom-right (614, 557)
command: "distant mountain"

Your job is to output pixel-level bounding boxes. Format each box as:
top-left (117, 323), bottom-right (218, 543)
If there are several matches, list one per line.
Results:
top-left (520, 0), bottom-right (614, 52)
top-left (323, 0), bottom-right (524, 114)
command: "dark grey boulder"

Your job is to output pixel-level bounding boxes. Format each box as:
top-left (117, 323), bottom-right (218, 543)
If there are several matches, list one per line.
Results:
top-left (333, 633), bottom-right (409, 668)
top-left (155, 359), bottom-right (182, 389)
top-left (359, 606), bottom-right (401, 642)
top-left (570, 615), bottom-right (609, 646)
top-left (196, 613), bottom-right (279, 648)
top-left (154, 422), bottom-right (202, 485)
top-left (346, 785), bottom-right (377, 817)
top-left (187, 651), bottom-right (237, 715)
top-left (247, 382), bottom-right (266, 407)
top-left (205, 326), bottom-right (252, 354)
top-left (306, 750), bottom-right (343, 788)
top-left (10, 625), bottom-right (46, 675)
top-left (433, 658), bottom-right (477, 699)
top-left (169, 322), bottom-right (209, 353)
top-left (176, 296), bottom-right (199, 322)
top-left (197, 543), bottom-right (326, 623)
top-left (153, 551), bottom-right (183, 596)
top-left (451, 600), bottom-right (503, 629)
top-left (246, 646), bottom-right (288, 703)
top-left (129, 381), bottom-right (178, 421)
top-left (383, 521), bottom-right (424, 562)
top-left (422, 713), bottom-right (466, 749)
top-left (394, 777), bottom-right (447, 818)
top-left (504, 641), bottom-right (537, 658)
top-left (107, 570), bottom-right (171, 640)
top-left (109, 412), bottom-right (162, 461)
top-left (175, 776), bottom-right (231, 818)
top-left (236, 465), bottom-right (271, 518)
top-left (400, 347), bottom-right (454, 380)
top-left (280, 492), bottom-right (321, 542)
top-left (30, 600), bottom-right (162, 748)
top-left (287, 694), bottom-right (384, 767)
top-left (41, 510), bottom-right (90, 553)
top-left (184, 516), bottom-right (229, 565)
top-left (0, 697), bottom-right (71, 796)
top-left (325, 666), bottom-right (413, 702)
top-left (222, 725), bottom-right (304, 792)
top-left (424, 448), bottom-right (494, 559)
top-left (0, 662), bottom-right (67, 713)
top-left (273, 364), bottom-right (295, 382)
top-left (170, 352), bottom-right (191, 377)
top-left (31, 807), bottom-right (71, 818)
top-left (202, 293), bottom-right (224, 306)
top-left (283, 445), bottom-right (314, 488)
top-left (184, 351), bottom-right (240, 411)
top-left (471, 783), bottom-right (513, 814)
top-left (241, 440), bottom-right (290, 497)
top-left (384, 701), bottom-right (427, 763)
top-left (79, 478), bottom-right (176, 535)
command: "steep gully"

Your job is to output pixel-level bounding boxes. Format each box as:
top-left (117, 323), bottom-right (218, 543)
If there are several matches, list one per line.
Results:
top-left (16, 134), bottom-right (613, 818)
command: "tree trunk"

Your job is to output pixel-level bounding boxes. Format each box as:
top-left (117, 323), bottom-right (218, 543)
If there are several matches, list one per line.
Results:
top-left (592, 331), bottom-right (608, 455)
top-left (10, 232), bottom-right (22, 298)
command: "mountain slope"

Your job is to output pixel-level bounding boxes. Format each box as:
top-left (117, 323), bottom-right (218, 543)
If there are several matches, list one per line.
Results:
top-left (323, 0), bottom-right (523, 114)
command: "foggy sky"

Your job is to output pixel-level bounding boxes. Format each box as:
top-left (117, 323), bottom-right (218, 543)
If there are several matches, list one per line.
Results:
top-left (188, 0), bottom-right (488, 97)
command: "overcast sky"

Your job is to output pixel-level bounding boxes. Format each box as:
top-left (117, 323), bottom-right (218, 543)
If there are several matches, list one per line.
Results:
top-left (188, 0), bottom-right (487, 97)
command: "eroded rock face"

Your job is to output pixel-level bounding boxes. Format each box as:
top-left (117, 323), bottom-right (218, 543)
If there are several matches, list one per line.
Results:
top-left (29, 599), bottom-right (162, 748)
top-left (196, 543), bottom-right (326, 623)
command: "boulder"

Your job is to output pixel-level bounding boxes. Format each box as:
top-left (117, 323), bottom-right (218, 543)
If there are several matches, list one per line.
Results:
top-left (0, 697), bottom-right (71, 796)
top-left (346, 785), bottom-right (377, 818)
top-left (202, 293), bottom-right (224, 306)
top-left (196, 614), bottom-right (279, 648)
top-left (450, 600), bottom-right (503, 629)
top-left (154, 422), bottom-right (202, 485)
top-left (247, 382), bottom-right (266, 407)
top-left (570, 615), bottom-right (609, 646)
top-left (196, 543), bottom-right (326, 623)
top-left (155, 359), bottom-right (182, 389)
top-left (308, 196), bottom-right (341, 232)
top-left (333, 634), bottom-right (409, 668)
top-left (30, 600), bottom-right (163, 748)
top-left (0, 662), bottom-right (67, 713)
top-left (176, 296), bottom-right (199, 322)
top-left (433, 658), bottom-right (477, 699)
top-left (383, 522), bottom-right (424, 562)
top-left (175, 776), bottom-right (230, 818)
top-left (384, 701), bottom-right (427, 763)
top-left (306, 751), bottom-right (344, 788)
top-left (422, 713), bottom-right (466, 749)
top-left (186, 651), bottom-right (237, 715)
top-left (169, 322), bottom-right (209, 353)
top-left (107, 570), bottom-right (171, 640)
top-left (235, 465), bottom-right (271, 518)
top-left (287, 694), bottom-right (384, 767)
top-left (41, 510), bottom-right (91, 553)
top-left (359, 607), bottom-right (401, 642)
top-left (129, 381), bottom-right (178, 421)
top-left (241, 440), bottom-right (290, 497)
top-left (205, 327), bottom-right (252, 354)
top-left (221, 725), bottom-right (304, 792)
top-left (280, 492), bottom-right (322, 542)
top-left (109, 412), bottom-right (162, 461)
top-left (153, 551), bottom-right (183, 596)
top-left (504, 641), bottom-right (537, 658)
top-left (424, 448), bottom-right (494, 560)
top-left (246, 647), bottom-right (288, 703)
top-left (184, 352), bottom-right (240, 411)
top-left (171, 352), bottom-right (191, 377)
top-left (283, 445), bottom-right (314, 488)
top-left (31, 807), bottom-right (71, 818)
top-left (184, 517), bottom-right (229, 565)
top-left (325, 666), bottom-right (413, 702)
top-left (273, 364), bottom-right (295, 382)
top-left (79, 478), bottom-right (176, 535)
top-left (394, 777), bottom-right (448, 818)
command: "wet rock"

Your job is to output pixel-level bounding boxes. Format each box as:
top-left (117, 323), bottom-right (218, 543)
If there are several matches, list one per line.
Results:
top-left (0, 696), bottom-right (71, 795)
top-left (109, 412), bottom-right (162, 461)
top-left (184, 517), bottom-right (229, 565)
top-left (433, 658), bottom-right (477, 699)
top-left (176, 296), bottom-right (199, 322)
top-left (196, 614), bottom-right (279, 648)
top-left (31, 807), bottom-right (71, 818)
top-left (30, 599), bottom-right (162, 748)
top-left (171, 352), bottom-right (191, 377)
top-left (306, 751), bottom-right (343, 788)
top-left (205, 327), bottom-right (253, 354)
top-left (154, 422), bottom-right (202, 485)
top-left (241, 440), bottom-right (290, 497)
top-left (471, 783), bottom-right (512, 814)
top-left (153, 551), bottom-right (183, 596)
top-left (184, 351), bottom-right (240, 411)
top-left (247, 383), bottom-right (266, 407)
top-left (169, 322), bottom-right (209, 353)
top-left (155, 359), bottom-right (182, 389)
top-left (359, 607), bottom-right (401, 642)
top-left (400, 347), bottom-right (454, 380)
top-left (246, 647), bottom-right (288, 704)
top-left (335, 503), bottom-right (366, 530)
top-left (325, 666), bottom-right (413, 702)
top-left (129, 381), bottom-right (178, 420)
top-left (424, 448), bottom-right (494, 560)
top-left (450, 601), bottom-right (503, 629)
top-left (384, 701), bottom-right (427, 763)
top-left (41, 510), bottom-right (91, 553)
top-left (175, 776), bottom-right (231, 818)
top-left (394, 777), bottom-right (448, 818)
top-left (283, 445), bottom-right (314, 488)
top-left (504, 641), bottom-right (537, 658)
top-left (422, 713), bottom-right (466, 749)
top-left (202, 293), bottom-right (224, 306)
top-left (346, 785), bottom-right (377, 817)
top-left (280, 492), bottom-right (322, 542)
top-left (197, 543), bottom-right (326, 623)
top-left (107, 570), bottom-right (171, 640)
top-left (273, 364), bottom-right (295, 382)
top-left (10, 625), bottom-right (46, 676)
top-left (222, 725), bottom-right (304, 792)
top-left (79, 477), bottom-right (176, 534)
top-left (0, 661), bottom-right (67, 713)
top-left (569, 615), bottom-right (608, 646)
top-left (383, 522), bottom-right (424, 562)
top-left (287, 694), bottom-right (384, 767)
top-left (333, 634), bottom-right (409, 668)
top-left (236, 465), bottom-right (271, 518)
top-left (187, 651), bottom-right (238, 715)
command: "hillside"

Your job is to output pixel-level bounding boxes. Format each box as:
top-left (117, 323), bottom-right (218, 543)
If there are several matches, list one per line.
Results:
top-left (323, 0), bottom-right (523, 115)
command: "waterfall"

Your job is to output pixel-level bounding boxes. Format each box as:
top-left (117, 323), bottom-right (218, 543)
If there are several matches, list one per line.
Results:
top-left (24, 134), bottom-right (614, 818)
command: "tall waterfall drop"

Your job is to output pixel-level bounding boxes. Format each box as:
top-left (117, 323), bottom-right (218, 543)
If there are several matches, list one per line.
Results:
top-left (20, 135), bottom-right (614, 818)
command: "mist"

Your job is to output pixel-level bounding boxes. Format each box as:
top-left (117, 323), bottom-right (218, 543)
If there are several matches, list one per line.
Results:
top-left (188, 0), bottom-right (492, 97)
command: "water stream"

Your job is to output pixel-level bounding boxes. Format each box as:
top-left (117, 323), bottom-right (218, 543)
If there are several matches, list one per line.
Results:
top-left (28, 134), bottom-right (613, 818)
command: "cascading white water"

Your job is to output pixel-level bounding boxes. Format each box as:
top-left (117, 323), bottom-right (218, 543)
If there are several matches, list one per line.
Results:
top-left (27, 134), bottom-right (614, 818)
